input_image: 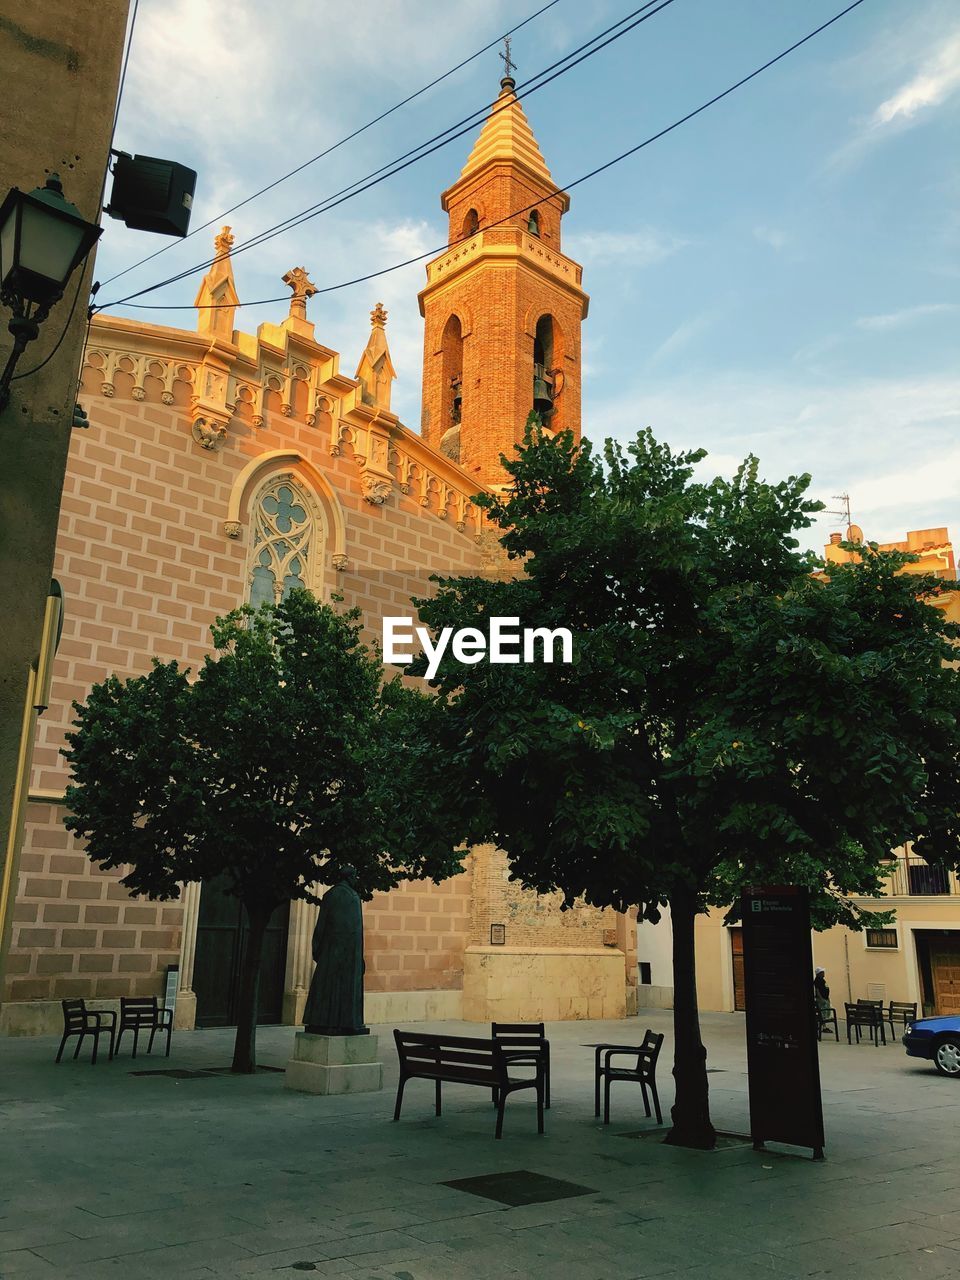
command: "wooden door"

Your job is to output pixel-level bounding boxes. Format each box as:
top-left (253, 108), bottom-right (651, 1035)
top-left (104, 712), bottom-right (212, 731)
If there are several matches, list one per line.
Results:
top-left (931, 939), bottom-right (960, 1015)
top-left (730, 927), bottom-right (745, 1011)
top-left (193, 876), bottom-right (290, 1028)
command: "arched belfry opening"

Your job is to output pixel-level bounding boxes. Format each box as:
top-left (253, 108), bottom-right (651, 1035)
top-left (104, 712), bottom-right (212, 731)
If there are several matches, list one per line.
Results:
top-left (462, 208), bottom-right (480, 239)
top-left (533, 314), bottom-right (556, 423)
top-left (440, 314), bottom-right (464, 461)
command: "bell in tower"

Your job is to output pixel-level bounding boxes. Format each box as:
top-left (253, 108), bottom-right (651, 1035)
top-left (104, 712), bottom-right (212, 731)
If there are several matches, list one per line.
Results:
top-left (532, 314), bottom-right (555, 423)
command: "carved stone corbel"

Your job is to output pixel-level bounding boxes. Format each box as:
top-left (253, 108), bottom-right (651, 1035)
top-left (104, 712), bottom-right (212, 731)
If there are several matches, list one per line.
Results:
top-left (361, 475), bottom-right (392, 505)
top-left (191, 350), bottom-right (233, 451)
top-left (192, 415), bottom-right (229, 451)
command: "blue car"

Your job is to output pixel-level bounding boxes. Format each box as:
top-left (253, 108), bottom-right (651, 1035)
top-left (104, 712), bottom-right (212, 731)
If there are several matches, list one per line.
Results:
top-left (902, 1016), bottom-right (960, 1077)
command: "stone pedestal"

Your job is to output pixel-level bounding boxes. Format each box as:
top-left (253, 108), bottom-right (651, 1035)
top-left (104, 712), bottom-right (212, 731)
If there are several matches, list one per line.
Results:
top-left (283, 1032), bottom-right (383, 1095)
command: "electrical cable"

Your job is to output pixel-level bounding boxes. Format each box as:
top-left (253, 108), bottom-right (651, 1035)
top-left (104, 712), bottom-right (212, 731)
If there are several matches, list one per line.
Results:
top-left (99, 0), bottom-right (867, 317)
top-left (101, 0), bottom-right (678, 309)
top-left (98, 0), bottom-right (563, 289)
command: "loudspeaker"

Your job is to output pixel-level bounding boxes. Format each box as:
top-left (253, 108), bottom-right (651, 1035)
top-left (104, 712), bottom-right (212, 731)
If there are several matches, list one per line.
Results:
top-left (106, 153), bottom-right (197, 238)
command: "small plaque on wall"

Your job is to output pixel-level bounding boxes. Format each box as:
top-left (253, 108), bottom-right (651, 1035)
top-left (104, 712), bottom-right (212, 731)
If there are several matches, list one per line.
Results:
top-left (163, 964), bottom-right (179, 1013)
top-left (490, 924), bottom-right (505, 946)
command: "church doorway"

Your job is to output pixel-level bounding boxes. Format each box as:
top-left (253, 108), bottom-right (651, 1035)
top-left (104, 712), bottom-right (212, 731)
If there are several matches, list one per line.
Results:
top-left (192, 876), bottom-right (290, 1028)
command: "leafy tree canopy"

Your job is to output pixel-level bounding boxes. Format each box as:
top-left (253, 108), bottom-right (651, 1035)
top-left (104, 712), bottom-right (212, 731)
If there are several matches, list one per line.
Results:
top-left (63, 590), bottom-right (463, 1069)
top-left (411, 427), bottom-right (960, 1144)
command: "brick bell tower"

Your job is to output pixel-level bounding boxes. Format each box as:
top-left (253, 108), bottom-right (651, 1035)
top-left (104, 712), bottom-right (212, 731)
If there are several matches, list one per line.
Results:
top-left (418, 69), bottom-right (589, 489)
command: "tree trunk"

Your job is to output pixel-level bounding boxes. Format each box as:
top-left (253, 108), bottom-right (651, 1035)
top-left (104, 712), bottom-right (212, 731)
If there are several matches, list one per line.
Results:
top-left (664, 885), bottom-right (716, 1149)
top-left (231, 902), bottom-right (269, 1074)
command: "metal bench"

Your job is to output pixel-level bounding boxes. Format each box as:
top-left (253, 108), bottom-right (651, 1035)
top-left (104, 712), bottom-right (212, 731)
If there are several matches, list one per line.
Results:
top-left (56, 999), bottom-right (116, 1065)
top-left (115, 996), bottom-right (173, 1058)
top-left (845, 1001), bottom-right (886, 1046)
top-left (393, 1030), bottom-right (545, 1139)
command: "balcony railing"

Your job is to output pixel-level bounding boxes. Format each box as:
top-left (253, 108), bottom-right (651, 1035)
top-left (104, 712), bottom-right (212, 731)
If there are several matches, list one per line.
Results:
top-left (882, 856), bottom-right (960, 896)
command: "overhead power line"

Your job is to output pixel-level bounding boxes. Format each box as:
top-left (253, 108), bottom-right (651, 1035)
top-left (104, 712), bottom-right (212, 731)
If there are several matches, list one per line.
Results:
top-left (99, 0), bottom-right (563, 289)
top-left (100, 0), bottom-right (679, 309)
top-left (99, 0), bottom-right (866, 317)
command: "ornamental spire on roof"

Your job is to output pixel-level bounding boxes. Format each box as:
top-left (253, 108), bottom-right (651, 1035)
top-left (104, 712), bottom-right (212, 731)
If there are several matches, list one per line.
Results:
top-left (356, 302), bottom-right (396, 412)
top-left (194, 226), bottom-right (239, 342)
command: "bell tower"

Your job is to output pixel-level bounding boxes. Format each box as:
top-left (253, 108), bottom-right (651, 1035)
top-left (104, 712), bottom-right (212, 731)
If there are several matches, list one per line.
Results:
top-left (418, 70), bottom-right (589, 488)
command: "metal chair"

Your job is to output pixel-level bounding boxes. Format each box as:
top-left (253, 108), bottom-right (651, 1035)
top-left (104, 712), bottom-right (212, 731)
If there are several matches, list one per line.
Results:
top-left (594, 1029), bottom-right (664, 1125)
top-left (115, 996), bottom-right (173, 1058)
top-left (491, 1021), bottom-right (551, 1109)
top-left (857, 999), bottom-right (888, 1045)
top-left (55, 999), bottom-right (116, 1065)
top-left (816, 1004), bottom-right (839, 1041)
top-left (887, 1001), bottom-right (918, 1038)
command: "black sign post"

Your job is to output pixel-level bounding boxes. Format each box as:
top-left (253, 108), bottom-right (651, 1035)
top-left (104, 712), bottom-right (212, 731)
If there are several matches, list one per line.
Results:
top-left (741, 886), bottom-right (825, 1160)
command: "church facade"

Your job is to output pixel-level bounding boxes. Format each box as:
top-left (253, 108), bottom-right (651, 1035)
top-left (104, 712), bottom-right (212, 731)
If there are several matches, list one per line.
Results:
top-left (2, 76), bottom-right (638, 1036)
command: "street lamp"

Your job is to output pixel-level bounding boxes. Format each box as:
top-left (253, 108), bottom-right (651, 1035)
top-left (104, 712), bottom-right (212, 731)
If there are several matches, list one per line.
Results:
top-left (0, 173), bottom-right (102, 411)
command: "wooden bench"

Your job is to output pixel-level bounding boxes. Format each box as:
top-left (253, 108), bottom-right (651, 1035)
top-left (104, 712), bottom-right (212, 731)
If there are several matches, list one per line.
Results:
top-left (393, 1031), bottom-right (545, 1139)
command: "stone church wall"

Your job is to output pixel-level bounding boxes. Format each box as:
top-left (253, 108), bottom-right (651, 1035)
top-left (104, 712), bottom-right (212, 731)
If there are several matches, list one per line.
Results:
top-left (1, 325), bottom-right (487, 1034)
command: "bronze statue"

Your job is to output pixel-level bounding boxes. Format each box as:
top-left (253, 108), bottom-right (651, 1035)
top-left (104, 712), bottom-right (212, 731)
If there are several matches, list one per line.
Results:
top-left (303, 864), bottom-right (368, 1036)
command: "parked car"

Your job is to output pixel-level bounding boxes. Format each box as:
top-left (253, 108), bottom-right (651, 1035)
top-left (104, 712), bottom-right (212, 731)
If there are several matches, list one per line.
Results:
top-left (902, 1015), bottom-right (960, 1077)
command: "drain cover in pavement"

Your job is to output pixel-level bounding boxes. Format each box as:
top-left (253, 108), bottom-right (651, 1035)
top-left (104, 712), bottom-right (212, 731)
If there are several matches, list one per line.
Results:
top-left (201, 1065), bottom-right (285, 1075)
top-left (617, 1128), bottom-right (752, 1149)
top-left (129, 1065), bottom-right (285, 1078)
top-left (128, 1068), bottom-right (214, 1079)
top-left (441, 1170), bottom-right (595, 1206)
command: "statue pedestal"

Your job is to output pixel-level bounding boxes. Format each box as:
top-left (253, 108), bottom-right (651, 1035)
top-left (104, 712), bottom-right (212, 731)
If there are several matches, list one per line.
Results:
top-left (283, 1032), bottom-right (383, 1096)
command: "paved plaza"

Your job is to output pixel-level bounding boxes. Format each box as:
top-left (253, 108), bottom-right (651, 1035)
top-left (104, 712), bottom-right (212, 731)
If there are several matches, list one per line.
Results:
top-left (1, 1011), bottom-right (958, 1280)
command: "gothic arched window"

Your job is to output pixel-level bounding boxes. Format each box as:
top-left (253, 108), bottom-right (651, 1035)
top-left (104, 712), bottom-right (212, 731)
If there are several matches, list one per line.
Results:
top-left (247, 475), bottom-right (319, 607)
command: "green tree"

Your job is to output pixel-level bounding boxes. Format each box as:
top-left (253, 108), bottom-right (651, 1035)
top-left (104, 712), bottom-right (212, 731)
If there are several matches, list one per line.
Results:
top-left (63, 591), bottom-right (461, 1073)
top-left (412, 428), bottom-right (960, 1148)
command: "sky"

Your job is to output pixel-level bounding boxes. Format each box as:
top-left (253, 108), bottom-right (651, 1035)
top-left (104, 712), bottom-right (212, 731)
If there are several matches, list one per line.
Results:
top-left (94, 0), bottom-right (960, 553)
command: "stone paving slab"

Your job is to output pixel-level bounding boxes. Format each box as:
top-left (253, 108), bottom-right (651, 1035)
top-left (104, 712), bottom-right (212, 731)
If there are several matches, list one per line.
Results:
top-left (1, 1012), bottom-right (959, 1278)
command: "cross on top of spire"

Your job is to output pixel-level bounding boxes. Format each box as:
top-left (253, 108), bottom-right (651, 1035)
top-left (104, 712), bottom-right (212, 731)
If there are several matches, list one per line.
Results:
top-left (499, 35), bottom-right (516, 82)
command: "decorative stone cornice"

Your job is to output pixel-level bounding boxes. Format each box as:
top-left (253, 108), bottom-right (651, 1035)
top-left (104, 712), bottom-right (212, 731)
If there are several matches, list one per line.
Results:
top-left (419, 225), bottom-right (588, 318)
top-left (82, 314), bottom-right (491, 537)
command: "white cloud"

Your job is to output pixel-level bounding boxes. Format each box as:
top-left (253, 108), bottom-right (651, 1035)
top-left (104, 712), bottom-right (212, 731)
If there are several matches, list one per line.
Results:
top-left (856, 303), bottom-right (958, 331)
top-left (872, 33), bottom-right (960, 126)
top-left (565, 228), bottom-right (688, 269)
top-left (752, 226), bottom-right (788, 251)
top-left (585, 371), bottom-right (960, 550)
top-left (647, 313), bottom-right (712, 367)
